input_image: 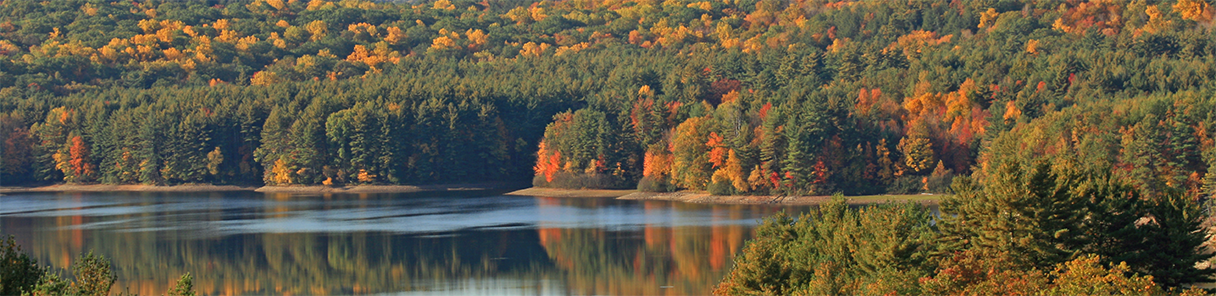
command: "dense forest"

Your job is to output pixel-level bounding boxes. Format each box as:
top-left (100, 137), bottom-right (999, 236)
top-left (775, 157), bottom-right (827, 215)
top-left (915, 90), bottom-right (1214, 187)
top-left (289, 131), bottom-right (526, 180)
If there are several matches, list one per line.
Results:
top-left (3, 0), bottom-right (1216, 294)
top-left (0, 0), bottom-right (1213, 197)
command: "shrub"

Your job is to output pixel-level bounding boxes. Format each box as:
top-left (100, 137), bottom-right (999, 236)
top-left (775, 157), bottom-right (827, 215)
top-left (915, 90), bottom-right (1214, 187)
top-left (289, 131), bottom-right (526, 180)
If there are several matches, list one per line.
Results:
top-left (707, 180), bottom-right (733, 195)
top-left (637, 176), bottom-right (677, 192)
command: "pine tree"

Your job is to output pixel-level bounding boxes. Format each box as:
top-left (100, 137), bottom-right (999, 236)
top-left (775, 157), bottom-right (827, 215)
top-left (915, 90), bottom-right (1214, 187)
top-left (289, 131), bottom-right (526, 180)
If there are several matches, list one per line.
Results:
top-left (1125, 192), bottom-right (1215, 287)
top-left (1203, 160), bottom-right (1216, 200)
top-left (941, 160), bottom-right (1088, 269)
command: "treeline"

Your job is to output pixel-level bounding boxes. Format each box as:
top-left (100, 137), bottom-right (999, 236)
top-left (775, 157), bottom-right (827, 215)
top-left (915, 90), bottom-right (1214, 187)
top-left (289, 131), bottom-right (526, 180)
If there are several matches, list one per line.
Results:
top-left (2, 51), bottom-right (658, 185)
top-left (531, 0), bottom-right (1216, 196)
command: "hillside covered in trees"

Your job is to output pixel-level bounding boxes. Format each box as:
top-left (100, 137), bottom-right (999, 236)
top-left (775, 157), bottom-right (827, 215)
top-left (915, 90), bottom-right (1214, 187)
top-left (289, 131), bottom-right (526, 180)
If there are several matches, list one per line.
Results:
top-left (0, 0), bottom-right (1213, 200)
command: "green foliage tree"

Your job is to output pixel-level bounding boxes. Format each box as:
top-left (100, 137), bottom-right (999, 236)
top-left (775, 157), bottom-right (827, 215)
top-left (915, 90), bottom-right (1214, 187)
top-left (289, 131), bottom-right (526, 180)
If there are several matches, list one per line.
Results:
top-left (0, 236), bottom-right (44, 296)
top-left (714, 196), bottom-right (936, 295)
top-left (70, 251), bottom-right (115, 296)
top-left (166, 273), bottom-right (196, 296)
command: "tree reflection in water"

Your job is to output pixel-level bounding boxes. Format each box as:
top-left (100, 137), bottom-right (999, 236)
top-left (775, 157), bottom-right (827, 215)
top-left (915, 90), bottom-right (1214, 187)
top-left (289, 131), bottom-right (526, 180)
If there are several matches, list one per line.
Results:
top-left (0, 192), bottom-right (801, 295)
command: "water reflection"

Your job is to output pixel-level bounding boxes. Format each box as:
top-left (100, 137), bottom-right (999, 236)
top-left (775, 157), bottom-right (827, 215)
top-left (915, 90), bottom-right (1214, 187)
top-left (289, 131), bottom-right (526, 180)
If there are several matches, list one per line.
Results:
top-left (0, 191), bottom-right (806, 295)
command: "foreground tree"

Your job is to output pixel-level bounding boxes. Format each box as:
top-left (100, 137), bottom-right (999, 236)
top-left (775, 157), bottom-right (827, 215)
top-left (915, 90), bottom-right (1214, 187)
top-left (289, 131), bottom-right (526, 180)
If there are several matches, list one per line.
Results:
top-left (939, 129), bottom-right (1214, 287)
top-left (714, 196), bottom-right (936, 295)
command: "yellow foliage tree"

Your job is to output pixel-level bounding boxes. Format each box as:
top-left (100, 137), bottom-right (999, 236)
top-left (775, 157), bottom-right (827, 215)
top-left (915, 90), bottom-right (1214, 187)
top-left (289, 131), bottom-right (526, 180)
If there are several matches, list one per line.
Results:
top-left (251, 71), bottom-right (283, 86)
top-left (979, 8), bottom-right (999, 29)
top-left (266, 0), bottom-right (288, 10)
top-left (268, 158), bottom-right (293, 185)
top-left (207, 147), bottom-right (224, 176)
top-left (1177, 0), bottom-right (1214, 22)
top-left (307, 0), bottom-right (335, 10)
top-left (898, 134), bottom-right (935, 174)
top-left (505, 6), bottom-right (533, 24)
top-left (530, 6), bottom-right (548, 22)
top-left (431, 36), bottom-right (457, 51)
top-left (385, 27), bottom-right (406, 44)
top-left (347, 22), bottom-right (378, 37)
top-left (432, 0), bottom-right (456, 10)
top-left (1143, 5), bottom-right (1173, 34)
top-left (305, 20), bottom-right (328, 41)
top-left (235, 35), bottom-right (259, 51)
top-left (216, 29), bottom-right (239, 43)
top-left (671, 116), bottom-right (712, 189)
top-left (1003, 100), bottom-right (1022, 122)
top-left (519, 42), bottom-right (550, 57)
top-left (1025, 39), bottom-right (1040, 54)
top-left (713, 149), bottom-right (749, 192)
top-left (465, 29), bottom-right (488, 49)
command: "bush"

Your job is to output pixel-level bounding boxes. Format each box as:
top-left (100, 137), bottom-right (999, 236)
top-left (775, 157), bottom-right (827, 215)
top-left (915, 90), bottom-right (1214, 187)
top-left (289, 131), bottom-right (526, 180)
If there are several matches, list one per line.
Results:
top-left (637, 176), bottom-right (677, 192)
top-left (707, 180), bottom-right (734, 195)
top-left (532, 174), bottom-right (548, 187)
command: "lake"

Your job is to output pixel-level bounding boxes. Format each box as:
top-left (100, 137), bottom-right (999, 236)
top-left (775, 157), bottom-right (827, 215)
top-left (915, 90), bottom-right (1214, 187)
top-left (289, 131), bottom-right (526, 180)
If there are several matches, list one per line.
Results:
top-left (0, 190), bottom-right (810, 295)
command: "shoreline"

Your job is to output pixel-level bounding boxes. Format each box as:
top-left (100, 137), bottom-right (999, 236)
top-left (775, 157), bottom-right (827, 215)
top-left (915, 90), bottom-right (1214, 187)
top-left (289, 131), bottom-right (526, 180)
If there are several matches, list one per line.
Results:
top-left (505, 187), bottom-right (636, 198)
top-left (0, 182), bottom-right (521, 194)
top-left (617, 191), bottom-right (944, 206)
top-left (254, 183), bottom-right (518, 194)
top-left (1, 184), bottom-right (943, 206)
top-left (0, 184), bottom-right (258, 193)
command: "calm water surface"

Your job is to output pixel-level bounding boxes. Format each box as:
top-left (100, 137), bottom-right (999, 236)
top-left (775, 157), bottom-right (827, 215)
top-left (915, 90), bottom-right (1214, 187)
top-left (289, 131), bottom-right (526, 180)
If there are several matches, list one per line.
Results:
top-left (0, 190), bottom-right (811, 295)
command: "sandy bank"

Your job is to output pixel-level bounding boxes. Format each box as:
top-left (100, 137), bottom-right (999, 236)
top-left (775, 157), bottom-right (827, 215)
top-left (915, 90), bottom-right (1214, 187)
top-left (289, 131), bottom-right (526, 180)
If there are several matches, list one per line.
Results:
top-left (618, 191), bottom-right (943, 206)
top-left (505, 187), bottom-right (636, 198)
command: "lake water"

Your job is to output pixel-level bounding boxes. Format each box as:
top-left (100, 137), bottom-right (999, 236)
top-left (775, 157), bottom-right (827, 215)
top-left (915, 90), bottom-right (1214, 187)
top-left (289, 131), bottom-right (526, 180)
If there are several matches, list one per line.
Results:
top-left (0, 190), bottom-right (811, 295)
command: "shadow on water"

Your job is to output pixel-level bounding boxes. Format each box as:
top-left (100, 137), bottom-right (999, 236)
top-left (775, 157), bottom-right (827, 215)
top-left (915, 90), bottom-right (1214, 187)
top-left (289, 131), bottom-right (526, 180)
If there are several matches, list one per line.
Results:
top-left (1, 191), bottom-right (818, 295)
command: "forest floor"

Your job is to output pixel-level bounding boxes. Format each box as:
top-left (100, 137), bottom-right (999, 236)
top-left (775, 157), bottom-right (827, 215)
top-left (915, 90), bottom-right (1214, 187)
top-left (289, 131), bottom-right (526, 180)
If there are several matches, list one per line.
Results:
top-left (0, 182), bottom-right (521, 194)
top-left (617, 191), bottom-right (944, 206)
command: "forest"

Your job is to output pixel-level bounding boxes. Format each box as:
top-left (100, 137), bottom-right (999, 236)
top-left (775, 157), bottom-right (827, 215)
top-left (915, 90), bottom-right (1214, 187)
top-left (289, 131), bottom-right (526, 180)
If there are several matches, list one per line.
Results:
top-left (0, 0), bottom-right (1212, 197)
top-left (3, 0), bottom-right (1216, 294)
